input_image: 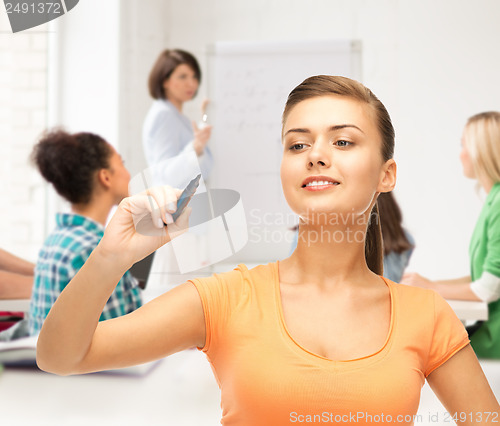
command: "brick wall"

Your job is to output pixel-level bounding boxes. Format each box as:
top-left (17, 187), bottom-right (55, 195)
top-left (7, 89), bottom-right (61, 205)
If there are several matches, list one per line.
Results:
top-left (0, 13), bottom-right (48, 262)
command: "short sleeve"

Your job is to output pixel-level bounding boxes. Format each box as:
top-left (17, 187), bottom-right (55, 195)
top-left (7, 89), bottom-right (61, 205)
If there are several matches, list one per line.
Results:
top-left (189, 267), bottom-right (245, 356)
top-left (485, 201), bottom-right (500, 278)
top-left (425, 291), bottom-right (470, 377)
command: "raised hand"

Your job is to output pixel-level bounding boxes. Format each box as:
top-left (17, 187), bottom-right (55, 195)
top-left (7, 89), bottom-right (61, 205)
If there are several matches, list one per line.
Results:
top-left (98, 185), bottom-right (190, 270)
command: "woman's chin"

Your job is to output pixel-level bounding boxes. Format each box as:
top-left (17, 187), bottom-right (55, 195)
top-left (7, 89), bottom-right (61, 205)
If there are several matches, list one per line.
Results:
top-left (297, 210), bottom-right (368, 227)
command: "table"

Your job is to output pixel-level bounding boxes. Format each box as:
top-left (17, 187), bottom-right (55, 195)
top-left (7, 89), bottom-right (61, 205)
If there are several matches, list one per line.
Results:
top-left (0, 349), bottom-right (222, 426)
top-left (0, 298), bottom-right (30, 312)
top-left (447, 299), bottom-right (488, 322)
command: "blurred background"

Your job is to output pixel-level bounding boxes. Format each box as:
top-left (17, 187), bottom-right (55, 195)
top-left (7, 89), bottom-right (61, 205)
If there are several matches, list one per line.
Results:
top-left (1, 0), bottom-right (499, 279)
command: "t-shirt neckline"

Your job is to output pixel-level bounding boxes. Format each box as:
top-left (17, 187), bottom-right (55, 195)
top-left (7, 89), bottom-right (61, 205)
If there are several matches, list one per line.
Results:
top-left (273, 260), bottom-right (395, 365)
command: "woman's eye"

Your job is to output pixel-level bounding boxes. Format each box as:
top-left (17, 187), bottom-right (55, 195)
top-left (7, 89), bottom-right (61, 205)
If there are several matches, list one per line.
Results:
top-left (289, 143), bottom-right (306, 151)
top-left (335, 140), bottom-right (352, 147)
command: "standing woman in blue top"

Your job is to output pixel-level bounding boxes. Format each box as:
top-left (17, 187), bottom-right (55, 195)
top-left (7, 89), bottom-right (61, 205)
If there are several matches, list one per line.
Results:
top-left (403, 111), bottom-right (500, 358)
top-left (142, 49), bottom-right (213, 188)
top-left (28, 130), bottom-right (142, 335)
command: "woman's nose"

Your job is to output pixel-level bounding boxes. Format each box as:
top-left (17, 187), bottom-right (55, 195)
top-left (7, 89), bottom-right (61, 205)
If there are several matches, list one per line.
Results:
top-left (307, 140), bottom-right (330, 169)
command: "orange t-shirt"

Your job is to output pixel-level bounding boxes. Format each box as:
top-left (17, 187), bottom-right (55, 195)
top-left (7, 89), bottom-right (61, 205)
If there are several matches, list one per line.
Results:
top-left (190, 262), bottom-right (469, 425)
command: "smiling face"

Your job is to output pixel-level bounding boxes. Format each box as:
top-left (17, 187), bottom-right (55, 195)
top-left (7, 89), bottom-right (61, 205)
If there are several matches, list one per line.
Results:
top-left (280, 95), bottom-right (395, 223)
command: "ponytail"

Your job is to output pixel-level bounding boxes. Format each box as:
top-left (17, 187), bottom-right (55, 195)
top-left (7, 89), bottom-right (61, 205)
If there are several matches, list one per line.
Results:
top-left (365, 202), bottom-right (384, 275)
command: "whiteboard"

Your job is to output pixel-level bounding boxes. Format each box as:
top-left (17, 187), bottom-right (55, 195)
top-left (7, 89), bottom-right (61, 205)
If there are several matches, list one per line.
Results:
top-left (206, 40), bottom-right (362, 263)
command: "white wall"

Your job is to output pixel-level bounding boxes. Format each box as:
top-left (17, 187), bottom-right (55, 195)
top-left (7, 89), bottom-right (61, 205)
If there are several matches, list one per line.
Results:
top-left (53, 0), bottom-right (120, 145)
top-left (118, 0), bottom-right (171, 176)
top-left (0, 15), bottom-right (48, 261)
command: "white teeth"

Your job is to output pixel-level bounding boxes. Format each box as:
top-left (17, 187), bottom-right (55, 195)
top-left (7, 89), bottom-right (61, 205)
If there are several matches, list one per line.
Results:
top-left (305, 180), bottom-right (335, 187)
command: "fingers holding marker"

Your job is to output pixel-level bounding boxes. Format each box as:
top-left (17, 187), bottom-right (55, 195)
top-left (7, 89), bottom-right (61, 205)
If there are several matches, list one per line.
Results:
top-left (127, 184), bottom-right (194, 237)
top-left (145, 186), bottom-right (179, 228)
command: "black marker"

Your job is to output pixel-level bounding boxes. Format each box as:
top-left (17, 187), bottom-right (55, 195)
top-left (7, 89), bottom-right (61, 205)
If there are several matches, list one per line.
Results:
top-left (171, 174), bottom-right (201, 222)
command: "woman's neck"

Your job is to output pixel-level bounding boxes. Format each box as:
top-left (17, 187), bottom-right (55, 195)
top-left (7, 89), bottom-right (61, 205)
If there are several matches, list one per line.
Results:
top-left (71, 196), bottom-right (114, 226)
top-left (285, 221), bottom-right (373, 288)
top-left (479, 175), bottom-right (494, 194)
top-left (167, 97), bottom-right (183, 113)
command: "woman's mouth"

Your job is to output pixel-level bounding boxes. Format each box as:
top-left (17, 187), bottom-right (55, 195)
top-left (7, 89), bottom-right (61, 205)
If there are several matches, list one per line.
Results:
top-left (301, 176), bottom-right (340, 191)
top-left (303, 181), bottom-right (339, 191)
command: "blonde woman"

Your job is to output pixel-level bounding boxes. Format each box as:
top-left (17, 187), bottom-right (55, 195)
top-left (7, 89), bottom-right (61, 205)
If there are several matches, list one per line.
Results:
top-left (403, 112), bottom-right (500, 358)
top-left (37, 77), bottom-right (498, 425)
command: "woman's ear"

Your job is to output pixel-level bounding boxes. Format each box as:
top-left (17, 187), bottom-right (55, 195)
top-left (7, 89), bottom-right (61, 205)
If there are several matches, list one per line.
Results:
top-left (377, 159), bottom-right (397, 193)
top-left (97, 168), bottom-right (112, 190)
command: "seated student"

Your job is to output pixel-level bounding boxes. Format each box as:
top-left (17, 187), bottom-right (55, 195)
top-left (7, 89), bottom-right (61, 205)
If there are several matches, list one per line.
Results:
top-left (402, 111), bottom-right (500, 358)
top-left (28, 130), bottom-right (142, 335)
top-left (0, 248), bottom-right (34, 299)
top-left (377, 191), bottom-right (415, 282)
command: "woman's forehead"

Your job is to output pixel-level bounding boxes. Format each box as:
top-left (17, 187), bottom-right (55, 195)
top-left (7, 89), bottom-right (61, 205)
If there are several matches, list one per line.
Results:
top-left (283, 95), bottom-right (377, 132)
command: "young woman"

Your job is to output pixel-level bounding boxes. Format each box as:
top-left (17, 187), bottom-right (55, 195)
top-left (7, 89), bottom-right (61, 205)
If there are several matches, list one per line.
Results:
top-left (37, 77), bottom-right (498, 425)
top-left (29, 130), bottom-right (142, 335)
top-left (403, 111), bottom-right (500, 358)
top-left (142, 49), bottom-right (213, 189)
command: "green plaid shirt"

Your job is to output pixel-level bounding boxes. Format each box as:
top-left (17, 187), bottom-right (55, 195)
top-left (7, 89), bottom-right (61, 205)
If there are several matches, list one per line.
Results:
top-left (29, 213), bottom-right (142, 335)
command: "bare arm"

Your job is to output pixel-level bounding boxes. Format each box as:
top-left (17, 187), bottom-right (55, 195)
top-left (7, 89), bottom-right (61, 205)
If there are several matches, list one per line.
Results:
top-left (0, 248), bottom-right (35, 276)
top-left (401, 273), bottom-right (479, 301)
top-left (37, 248), bottom-right (205, 375)
top-left (434, 280), bottom-right (480, 301)
top-left (37, 186), bottom-right (205, 375)
top-left (0, 270), bottom-right (32, 299)
top-left (427, 344), bottom-right (499, 425)
top-left (434, 276), bottom-right (472, 286)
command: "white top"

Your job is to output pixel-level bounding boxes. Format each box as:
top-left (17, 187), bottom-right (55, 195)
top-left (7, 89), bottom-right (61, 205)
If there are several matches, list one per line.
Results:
top-left (142, 99), bottom-right (213, 188)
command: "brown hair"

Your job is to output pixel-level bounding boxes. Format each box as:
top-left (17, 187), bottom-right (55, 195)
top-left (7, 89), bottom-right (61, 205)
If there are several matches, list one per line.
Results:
top-left (31, 129), bottom-right (112, 205)
top-left (282, 75), bottom-right (395, 275)
top-left (148, 49), bottom-right (201, 100)
top-left (377, 192), bottom-right (413, 255)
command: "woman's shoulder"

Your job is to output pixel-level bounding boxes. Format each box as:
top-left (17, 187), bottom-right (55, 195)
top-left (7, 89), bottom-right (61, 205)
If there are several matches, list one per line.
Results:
top-left (143, 99), bottom-right (182, 132)
top-left (387, 280), bottom-right (463, 326)
top-left (488, 183), bottom-right (500, 209)
top-left (385, 278), bottom-right (437, 306)
top-left (45, 215), bottom-right (100, 255)
top-left (190, 262), bottom-right (276, 299)
top-left (148, 99), bottom-right (176, 115)
top-left (195, 262), bottom-right (274, 285)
